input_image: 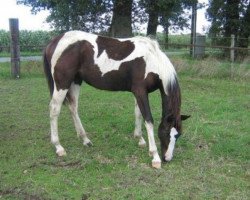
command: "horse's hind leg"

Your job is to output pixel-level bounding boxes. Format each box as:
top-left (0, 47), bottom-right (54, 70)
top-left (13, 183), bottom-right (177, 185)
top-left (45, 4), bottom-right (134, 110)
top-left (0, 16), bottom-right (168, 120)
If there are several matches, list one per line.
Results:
top-left (50, 89), bottom-right (68, 156)
top-left (67, 83), bottom-right (92, 146)
top-left (133, 98), bottom-right (146, 147)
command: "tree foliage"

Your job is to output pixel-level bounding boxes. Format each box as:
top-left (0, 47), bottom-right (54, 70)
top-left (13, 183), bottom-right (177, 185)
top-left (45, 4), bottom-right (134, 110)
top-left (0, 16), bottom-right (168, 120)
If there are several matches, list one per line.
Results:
top-left (17, 0), bottom-right (197, 37)
top-left (207, 0), bottom-right (250, 44)
top-left (139, 0), bottom-right (200, 36)
top-left (17, 0), bottom-right (113, 32)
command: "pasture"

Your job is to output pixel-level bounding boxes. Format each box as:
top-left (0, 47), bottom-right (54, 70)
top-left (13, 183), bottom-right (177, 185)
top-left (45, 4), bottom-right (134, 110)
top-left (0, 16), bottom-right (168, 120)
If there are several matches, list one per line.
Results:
top-left (0, 57), bottom-right (249, 199)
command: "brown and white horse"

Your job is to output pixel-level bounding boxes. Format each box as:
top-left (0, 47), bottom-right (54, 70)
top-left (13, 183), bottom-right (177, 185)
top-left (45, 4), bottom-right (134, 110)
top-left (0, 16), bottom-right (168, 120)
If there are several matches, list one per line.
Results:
top-left (43, 31), bottom-right (189, 169)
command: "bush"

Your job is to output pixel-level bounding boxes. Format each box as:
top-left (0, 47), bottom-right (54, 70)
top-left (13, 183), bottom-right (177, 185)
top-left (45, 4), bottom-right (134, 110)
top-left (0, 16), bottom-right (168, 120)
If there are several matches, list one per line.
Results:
top-left (0, 30), bottom-right (59, 52)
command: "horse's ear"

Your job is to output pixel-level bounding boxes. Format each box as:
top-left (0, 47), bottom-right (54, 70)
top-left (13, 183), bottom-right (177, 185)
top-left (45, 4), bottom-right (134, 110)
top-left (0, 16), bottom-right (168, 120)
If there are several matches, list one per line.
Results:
top-left (181, 115), bottom-right (191, 121)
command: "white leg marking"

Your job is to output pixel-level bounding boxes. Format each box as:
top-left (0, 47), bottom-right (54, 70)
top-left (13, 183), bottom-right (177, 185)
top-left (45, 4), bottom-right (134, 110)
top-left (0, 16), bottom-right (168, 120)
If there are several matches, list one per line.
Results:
top-left (68, 83), bottom-right (92, 146)
top-left (138, 137), bottom-right (146, 147)
top-left (133, 99), bottom-right (146, 147)
top-left (145, 122), bottom-right (161, 168)
top-left (165, 127), bottom-right (178, 161)
top-left (50, 89), bottom-right (68, 156)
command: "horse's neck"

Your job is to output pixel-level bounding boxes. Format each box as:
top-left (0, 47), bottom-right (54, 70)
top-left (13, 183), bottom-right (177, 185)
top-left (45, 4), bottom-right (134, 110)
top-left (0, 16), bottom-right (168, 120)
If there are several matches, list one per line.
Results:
top-left (160, 89), bottom-right (172, 119)
top-left (160, 87), bottom-right (181, 129)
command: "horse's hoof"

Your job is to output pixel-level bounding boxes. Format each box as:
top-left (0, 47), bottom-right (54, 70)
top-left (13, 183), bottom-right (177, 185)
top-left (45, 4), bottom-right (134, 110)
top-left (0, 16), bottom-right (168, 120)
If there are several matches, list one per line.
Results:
top-left (138, 137), bottom-right (146, 147)
top-left (152, 162), bottom-right (161, 169)
top-left (57, 149), bottom-right (66, 157)
top-left (84, 141), bottom-right (93, 147)
top-left (139, 141), bottom-right (146, 148)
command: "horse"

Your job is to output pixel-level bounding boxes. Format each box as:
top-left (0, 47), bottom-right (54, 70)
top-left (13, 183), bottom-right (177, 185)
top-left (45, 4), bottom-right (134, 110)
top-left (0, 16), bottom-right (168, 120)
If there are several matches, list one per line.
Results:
top-left (43, 31), bottom-right (190, 169)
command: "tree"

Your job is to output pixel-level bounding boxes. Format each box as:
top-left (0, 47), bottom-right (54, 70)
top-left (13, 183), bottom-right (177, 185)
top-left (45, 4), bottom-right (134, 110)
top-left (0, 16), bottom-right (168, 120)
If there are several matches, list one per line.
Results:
top-left (141, 0), bottom-right (197, 38)
top-left (239, 1), bottom-right (250, 50)
top-left (17, 0), bottom-right (113, 32)
top-left (207, 0), bottom-right (249, 45)
top-left (17, 0), bottom-right (206, 41)
top-left (109, 0), bottom-right (133, 37)
top-left (146, 0), bottom-right (159, 36)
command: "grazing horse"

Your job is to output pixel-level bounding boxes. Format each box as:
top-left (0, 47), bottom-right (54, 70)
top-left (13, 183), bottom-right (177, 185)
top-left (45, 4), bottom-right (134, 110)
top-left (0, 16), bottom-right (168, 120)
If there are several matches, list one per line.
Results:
top-left (43, 31), bottom-right (190, 169)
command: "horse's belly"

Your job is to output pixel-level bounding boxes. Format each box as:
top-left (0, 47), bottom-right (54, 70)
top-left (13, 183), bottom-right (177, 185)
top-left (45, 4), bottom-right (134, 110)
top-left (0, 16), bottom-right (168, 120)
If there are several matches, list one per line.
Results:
top-left (82, 70), bottom-right (131, 91)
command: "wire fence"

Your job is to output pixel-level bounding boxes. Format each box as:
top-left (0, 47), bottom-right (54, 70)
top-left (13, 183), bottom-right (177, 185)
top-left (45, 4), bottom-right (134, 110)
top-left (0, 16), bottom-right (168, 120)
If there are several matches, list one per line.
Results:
top-left (0, 34), bottom-right (249, 60)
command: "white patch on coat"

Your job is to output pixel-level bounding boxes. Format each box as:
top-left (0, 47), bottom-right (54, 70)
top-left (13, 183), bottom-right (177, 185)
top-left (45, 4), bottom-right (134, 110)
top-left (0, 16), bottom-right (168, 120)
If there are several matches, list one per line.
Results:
top-left (51, 31), bottom-right (176, 94)
top-left (131, 36), bottom-right (176, 94)
top-left (145, 122), bottom-right (161, 163)
top-left (50, 88), bottom-right (68, 156)
top-left (133, 99), bottom-right (146, 147)
top-left (67, 83), bottom-right (92, 146)
top-left (165, 127), bottom-right (178, 161)
top-left (51, 31), bottom-right (98, 76)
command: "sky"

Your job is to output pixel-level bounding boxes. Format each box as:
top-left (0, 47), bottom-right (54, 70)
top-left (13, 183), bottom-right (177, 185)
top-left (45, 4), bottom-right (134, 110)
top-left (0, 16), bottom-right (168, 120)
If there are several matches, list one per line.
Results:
top-left (0, 0), bottom-right (209, 34)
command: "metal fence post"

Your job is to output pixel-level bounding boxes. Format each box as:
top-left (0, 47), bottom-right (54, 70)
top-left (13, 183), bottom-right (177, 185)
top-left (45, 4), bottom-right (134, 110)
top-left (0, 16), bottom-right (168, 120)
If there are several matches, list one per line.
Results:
top-left (230, 34), bottom-right (235, 62)
top-left (9, 18), bottom-right (20, 78)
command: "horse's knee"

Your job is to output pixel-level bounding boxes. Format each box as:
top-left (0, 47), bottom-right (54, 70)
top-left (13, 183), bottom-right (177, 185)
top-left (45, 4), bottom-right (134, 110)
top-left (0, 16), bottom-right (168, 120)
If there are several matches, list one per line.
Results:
top-left (68, 103), bottom-right (77, 116)
top-left (49, 100), bottom-right (61, 118)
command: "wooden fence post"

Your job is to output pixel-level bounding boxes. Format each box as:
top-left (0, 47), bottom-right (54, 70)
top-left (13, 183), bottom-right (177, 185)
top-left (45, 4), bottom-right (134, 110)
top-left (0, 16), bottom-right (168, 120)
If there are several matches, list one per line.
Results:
top-left (190, 2), bottom-right (197, 57)
top-left (9, 18), bottom-right (20, 78)
top-left (230, 34), bottom-right (235, 62)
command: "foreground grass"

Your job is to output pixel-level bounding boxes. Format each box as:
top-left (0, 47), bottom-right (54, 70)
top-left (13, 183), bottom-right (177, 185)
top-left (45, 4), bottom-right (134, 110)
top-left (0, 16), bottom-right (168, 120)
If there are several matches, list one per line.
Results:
top-left (0, 61), bottom-right (249, 199)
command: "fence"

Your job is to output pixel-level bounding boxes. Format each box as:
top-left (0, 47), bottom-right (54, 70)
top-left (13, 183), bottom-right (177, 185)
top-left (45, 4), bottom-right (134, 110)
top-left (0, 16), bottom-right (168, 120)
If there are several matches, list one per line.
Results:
top-left (1, 19), bottom-right (250, 78)
top-left (9, 19), bottom-right (20, 78)
top-left (158, 34), bottom-right (250, 61)
top-left (2, 36), bottom-right (249, 57)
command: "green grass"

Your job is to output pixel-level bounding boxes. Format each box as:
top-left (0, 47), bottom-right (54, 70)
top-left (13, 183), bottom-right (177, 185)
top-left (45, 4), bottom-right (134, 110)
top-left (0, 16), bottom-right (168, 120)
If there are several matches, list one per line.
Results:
top-left (0, 60), bottom-right (249, 199)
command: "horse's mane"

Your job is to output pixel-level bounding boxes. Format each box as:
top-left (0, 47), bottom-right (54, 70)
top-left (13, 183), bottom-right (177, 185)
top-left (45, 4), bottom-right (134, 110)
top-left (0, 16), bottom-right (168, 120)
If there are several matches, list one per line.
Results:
top-left (133, 36), bottom-right (181, 131)
top-left (132, 36), bottom-right (177, 95)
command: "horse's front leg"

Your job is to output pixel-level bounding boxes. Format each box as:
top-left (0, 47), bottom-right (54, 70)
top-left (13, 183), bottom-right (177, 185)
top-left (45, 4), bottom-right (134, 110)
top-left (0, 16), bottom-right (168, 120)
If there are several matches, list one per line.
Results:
top-left (133, 98), bottom-right (146, 147)
top-left (133, 89), bottom-right (161, 169)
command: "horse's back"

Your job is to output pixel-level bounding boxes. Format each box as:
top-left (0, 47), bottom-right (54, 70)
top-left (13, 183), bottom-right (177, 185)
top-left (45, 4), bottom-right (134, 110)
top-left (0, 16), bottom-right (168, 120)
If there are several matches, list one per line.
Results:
top-left (45, 31), bottom-right (174, 93)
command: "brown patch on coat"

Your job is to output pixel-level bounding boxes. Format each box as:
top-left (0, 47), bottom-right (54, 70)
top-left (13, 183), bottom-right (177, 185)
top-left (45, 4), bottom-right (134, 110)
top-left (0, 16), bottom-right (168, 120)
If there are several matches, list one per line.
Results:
top-left (96, 36), bottom-right (135, 60)
top-left (45, 33), bottom-right (65, 66)
top-left (53, 40), bottom-right (90, 90)
top-left (54, 40), bottom-right (160, 93)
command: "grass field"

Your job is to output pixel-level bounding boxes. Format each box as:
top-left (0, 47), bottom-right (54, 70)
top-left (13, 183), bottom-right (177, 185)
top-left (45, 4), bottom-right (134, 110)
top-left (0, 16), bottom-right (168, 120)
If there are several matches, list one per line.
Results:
top-left (0, 58), bottom-right (249, 199)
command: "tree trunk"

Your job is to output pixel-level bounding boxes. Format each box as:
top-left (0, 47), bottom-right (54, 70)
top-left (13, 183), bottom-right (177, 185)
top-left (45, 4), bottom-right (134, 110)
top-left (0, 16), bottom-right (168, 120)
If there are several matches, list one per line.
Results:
top-left (164, 26), bottom-right (169, 49)
top-left (109, 0), bottom-right (133, 38)
top-left (161, 17), bottom-right (170, 49)
top-left (224, 0), bottom-right (240, 38)
top-left (224, 0), bottom-right (240, 58)
top-left (146, 0), bottom-right (159, 36)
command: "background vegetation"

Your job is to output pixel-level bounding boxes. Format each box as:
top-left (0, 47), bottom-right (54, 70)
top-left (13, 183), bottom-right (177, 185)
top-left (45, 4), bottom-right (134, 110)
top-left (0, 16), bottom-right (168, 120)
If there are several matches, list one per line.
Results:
top-left (16, 0), bottom-right (249, 48)
top-left (1, 30), bottom-right (249, 61)
top-left (0, 57), bottom-right (249, 199)
top-left (0, 30), bottom-right (58, 53)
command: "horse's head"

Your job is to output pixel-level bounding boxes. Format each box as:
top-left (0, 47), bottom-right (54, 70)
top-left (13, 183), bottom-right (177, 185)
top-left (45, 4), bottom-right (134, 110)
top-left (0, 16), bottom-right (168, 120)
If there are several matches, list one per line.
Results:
top-left (158, 114), bottom-right (190, 162)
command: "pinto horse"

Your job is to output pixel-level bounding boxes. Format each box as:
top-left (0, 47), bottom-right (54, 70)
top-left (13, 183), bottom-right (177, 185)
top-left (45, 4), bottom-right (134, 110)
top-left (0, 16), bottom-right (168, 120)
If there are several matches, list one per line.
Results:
top-left (43, 31), bottom-right (189, 169)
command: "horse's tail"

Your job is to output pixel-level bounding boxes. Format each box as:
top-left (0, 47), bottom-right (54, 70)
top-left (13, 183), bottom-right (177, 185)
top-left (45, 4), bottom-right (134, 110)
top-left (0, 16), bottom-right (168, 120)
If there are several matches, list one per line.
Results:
top-left (43, 49), bottom-right (54, 97)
